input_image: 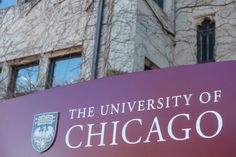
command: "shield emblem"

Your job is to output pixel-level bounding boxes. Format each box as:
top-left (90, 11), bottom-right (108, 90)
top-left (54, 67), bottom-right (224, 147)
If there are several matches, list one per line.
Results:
top-left (31, 112), bottom-right (59, 153)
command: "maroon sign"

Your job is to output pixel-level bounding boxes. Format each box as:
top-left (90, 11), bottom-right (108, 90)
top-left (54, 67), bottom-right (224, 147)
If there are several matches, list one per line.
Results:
top-left (0, 61), bottom-right (236, 157)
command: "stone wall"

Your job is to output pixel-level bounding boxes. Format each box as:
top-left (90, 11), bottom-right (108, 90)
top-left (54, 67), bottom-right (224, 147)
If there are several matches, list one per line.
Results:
top-left (174, 0), bottom-right (236, 65)
top-left (0, 0), bottom-right (101, 81)
top-left (1, 0), bottom-right (236, 99)
top-left (104, 0), bottom-right (137, 75)
top-left (0, 0), bottom-right (102, 99)
top-left (105, 0), bottom-right (175, 74)
top-left (134, 0), bottom-right (174, 71)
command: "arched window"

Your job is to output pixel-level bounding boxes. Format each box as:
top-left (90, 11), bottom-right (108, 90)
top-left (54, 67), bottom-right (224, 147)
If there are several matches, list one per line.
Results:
top-left (197, 18), bottom-right (215, 63)
top-left (154, 0), bottom-right (163, 9)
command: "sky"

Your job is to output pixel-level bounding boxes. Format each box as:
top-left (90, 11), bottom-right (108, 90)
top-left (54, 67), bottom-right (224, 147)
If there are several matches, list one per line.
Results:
top-left (0, 0), bottom-right (16, 9)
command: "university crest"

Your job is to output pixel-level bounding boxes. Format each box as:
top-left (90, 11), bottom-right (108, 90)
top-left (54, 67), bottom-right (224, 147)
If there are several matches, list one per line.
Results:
top-left (32, 112), bottom-right (59, 153)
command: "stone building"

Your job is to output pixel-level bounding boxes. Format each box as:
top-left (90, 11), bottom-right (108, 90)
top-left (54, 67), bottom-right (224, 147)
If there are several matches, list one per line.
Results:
top-left (0, 0), bottom-right (235, 99)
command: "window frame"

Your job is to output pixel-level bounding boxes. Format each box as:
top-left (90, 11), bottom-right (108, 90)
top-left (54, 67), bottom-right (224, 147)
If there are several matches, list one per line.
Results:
top-left (0, 66), bottom-right (2, 81)
top-left (47, 54), bottom-right (81, 88)
top-left (154, 0), bottom-right (164, 9)
top-left (144, 57), bottom-right (159, 71)
top-left (197, 18), bottom-right (215, 63)
top-left (11, 62), bottom-right (40, 97)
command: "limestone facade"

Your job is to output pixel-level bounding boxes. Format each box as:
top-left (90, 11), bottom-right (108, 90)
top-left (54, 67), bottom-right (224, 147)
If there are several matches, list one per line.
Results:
top-left (0, 0), bottom-right (235, 99)
top-left (175, 0), bottom-right (236, 65)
